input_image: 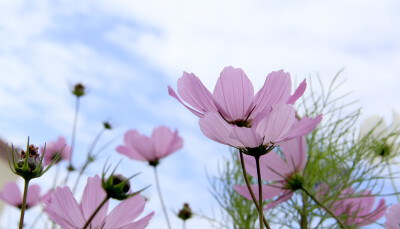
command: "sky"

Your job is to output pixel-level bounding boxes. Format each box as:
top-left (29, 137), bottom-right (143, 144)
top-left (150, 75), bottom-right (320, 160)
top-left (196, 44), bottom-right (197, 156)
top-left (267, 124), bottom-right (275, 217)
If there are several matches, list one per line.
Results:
top-left (0, 0), bottom-right (399, 228)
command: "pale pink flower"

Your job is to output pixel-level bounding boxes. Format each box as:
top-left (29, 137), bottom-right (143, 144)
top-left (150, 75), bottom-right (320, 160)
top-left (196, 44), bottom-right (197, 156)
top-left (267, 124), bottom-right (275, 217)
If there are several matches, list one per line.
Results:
top-left (0, 182), bottom-right (43, 209)
top-left (45, 175), bottom-right (154, 229)
top-left (384, 203), bottom-right (400, 229)
top-left (169, 66), bottom-right (320, 149)
top-left (234, 136), bottom-right (307, 209)
top-left (168, 66), bottom-right (305, 120)
top-left (329, 188), bottom-right (386, 227)
top-left (40, 136), bottom-right (71, 165)
top-left (116, 126), bottom-right (183, 165)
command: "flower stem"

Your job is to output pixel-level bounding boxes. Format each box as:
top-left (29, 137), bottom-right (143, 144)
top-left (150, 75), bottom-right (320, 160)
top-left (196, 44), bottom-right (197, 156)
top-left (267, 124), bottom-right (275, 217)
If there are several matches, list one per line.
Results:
top-left (239, 150), bottom-right (270, 229)
top-left (153, 166), bottom-right (172, 229)
top-left (68, 96), bottom-right (80, 170)
top-left (300, 186), bottom-right (348, 229)
top-left (254, 155), bottom-right (264, 229)
top-left (239, 150), bottom-right (271, 229)
top-left (19, 179), bottom-right (30, 229)
top-left (83, 196), bottom-right (110, 229)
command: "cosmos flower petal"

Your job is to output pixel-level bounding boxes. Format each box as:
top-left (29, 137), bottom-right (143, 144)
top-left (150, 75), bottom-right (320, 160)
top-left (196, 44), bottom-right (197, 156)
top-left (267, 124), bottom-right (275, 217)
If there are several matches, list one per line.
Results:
top-left (104, 195), bottom-right (146, 229)
top-left (252, 70), bottom-right (291, 117)
top-left (234, 184), bottom-right (284, 201)
top-left (264, 191), bottom-right (293, 210)
top-left (151, 126), bottom-right (183, 159)
top-left (384, 203), bottom-right (400, 229)
top-left (282, 114), bottom-right (323, 141)
top-left (42, 136), bottom-right (72, 165)
top-left (286, 79), bottom-right (306, 105)
top-left (168, 86), bottom-right (204, 117)
top-left (213, 66), bottom-right (254, 121)
top-left (0, 182), bottom-right (22, 206)
top-left (119, 212), bottom-right (155, 229)
top-left (81, 176), bottom-right (108, 227)
top-left (199, 113), bottom-right (241, 146)
top-left (230, 126), bottom-right (263, 148)
top-left (280, 136), bottom-right (307, 172)
top-left (256, 104), bottom-right (296, 144)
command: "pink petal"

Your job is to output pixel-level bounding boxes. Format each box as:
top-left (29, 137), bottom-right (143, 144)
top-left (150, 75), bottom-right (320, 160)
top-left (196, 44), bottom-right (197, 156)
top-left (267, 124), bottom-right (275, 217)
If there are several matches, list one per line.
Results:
top-left (117, 130), bottom-right (155, 161)
top-left (384, 203), bottom-right (400, 229)
top-left (0, 182), bottom-right (22, 206)
top-left (81, 176), bottom-right (108, 227)
top-left (104, 194), bottom-right (146, 228)
top-left (280, 136), bottom-right (307, 172)
top-left (256, 104), bottom-right (296, 145)
top-left (286, 79), bottom-right (306, 105)
top-left (283, 114), bottom-right (322, 141)
top-left (119, 212), bottom-right (155, 229)
top-left (213, 66), bottom-right (254, 121)
top-left (234, 184), bottom-right (285, 201)
top-left (42, 136), bottom-right (71, 165)
top-left (45, 186), bottom-right (86, 228)
top-left (199, 113), bottom-right (241, 146)
top-left (356, 198), bottom-right (386, 226)
top-left (252, 70), bottom-right (291, 117)
top-left (230, 126), bottom-right (263, 148)
top-left (151, 126), bottom-right (183, 159)
top-left (264, 191), bottom-right (293, 210)
top-left (26, 184), bottom-right (41, 208)
top-left (168, 71), bottom-right (217, 118)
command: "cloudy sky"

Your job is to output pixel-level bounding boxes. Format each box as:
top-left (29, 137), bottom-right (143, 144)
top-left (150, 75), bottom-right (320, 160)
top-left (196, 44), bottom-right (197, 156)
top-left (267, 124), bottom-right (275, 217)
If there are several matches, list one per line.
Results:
top-left (0, 0), bottom-right (399, 228)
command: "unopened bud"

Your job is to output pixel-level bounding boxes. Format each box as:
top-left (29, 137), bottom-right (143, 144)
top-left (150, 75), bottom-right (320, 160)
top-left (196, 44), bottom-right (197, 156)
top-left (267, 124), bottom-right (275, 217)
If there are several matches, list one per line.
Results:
top-left (178, 203), bottom-right (192, 221)
top-left (102, 174), bottom-right (131, 200)
top-left (72, 83), bottom-right (85, 97)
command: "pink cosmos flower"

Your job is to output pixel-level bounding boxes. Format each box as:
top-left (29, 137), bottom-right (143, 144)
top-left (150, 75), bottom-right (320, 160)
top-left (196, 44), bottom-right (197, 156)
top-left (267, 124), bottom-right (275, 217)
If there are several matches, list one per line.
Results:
top-left (384, 203), bottom-right (400, 229)
top-left (234, 136), bottom-right (307, 209)
top-left (0, 182), bottom-right (43, 209)
top-left (45, 175), bottom-right (154, 229)
top-left (116, 126), bottom-right (183, 165)
top-left (40, 136), bottom-right (71, 165)
top-left (168, 66), bottom-right (305, 120)
top-left (169, 66), bottom-right (321, 149)
top-left (329, 187), bottom-right (386, 227)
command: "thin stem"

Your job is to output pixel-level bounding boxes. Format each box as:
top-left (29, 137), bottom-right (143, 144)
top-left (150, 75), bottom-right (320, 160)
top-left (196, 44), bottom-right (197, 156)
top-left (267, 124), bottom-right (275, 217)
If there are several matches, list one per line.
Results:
top-left (300, 189), bottom-right (308, 229)
top-left (183, 220), bottom-right (186, 229)
top-left (82, 196), bottom-right (110, 229)
top-left (153, 166), bottom-right (172, 229)
top-left (19, 179), bottom-right (30, 229)
top-left (301, 186), bottom-right (348, 229)
top-left (68, 96), bottom-right (80, 170)
top-left (254, 156), bottom-right (264, 229)
top-left (239, 150), bottom-right (270, 229)
top-left (387, 162), bottom-right (400, 202)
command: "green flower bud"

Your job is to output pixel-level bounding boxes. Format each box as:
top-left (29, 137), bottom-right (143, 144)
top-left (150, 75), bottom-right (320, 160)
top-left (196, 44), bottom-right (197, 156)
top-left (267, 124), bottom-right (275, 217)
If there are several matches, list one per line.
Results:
top-left (178, 203), bottom-right (193, 221)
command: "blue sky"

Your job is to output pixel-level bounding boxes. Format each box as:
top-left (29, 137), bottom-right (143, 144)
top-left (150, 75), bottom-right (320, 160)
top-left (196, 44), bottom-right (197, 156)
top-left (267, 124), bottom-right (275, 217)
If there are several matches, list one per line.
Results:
top-left (0, 0), bottom-right (399, 228)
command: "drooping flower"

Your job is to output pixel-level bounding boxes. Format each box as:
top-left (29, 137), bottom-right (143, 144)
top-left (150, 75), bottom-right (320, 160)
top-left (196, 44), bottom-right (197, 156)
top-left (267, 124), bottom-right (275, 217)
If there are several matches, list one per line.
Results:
top-left (116, 126), bottom-right (183, 166)
top-left (0, 182), bottom-right (43, 209)
top-left (384, 203), bottom-right (400, 229)
top-left (169, 66), bottom-right (321, 154)
top-left (359, 110), bottom-right (400, 162)
top-left (328, 187), bottom-right (386, 227)
top-left (41, 136), bottom-right (71, 165)
top-left (234, 136), bottom-right (307, 209)
top-left (45, 175), bottom-right (154, 229)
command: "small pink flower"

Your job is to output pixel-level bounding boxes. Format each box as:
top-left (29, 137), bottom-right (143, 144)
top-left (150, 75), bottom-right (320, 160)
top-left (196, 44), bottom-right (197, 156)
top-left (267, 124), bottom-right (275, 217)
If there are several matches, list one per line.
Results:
top-left (45, 175), bottom-right (154, 229)
top-left (116, 126), bottom-right (183, 165)
top-left (0, 182), bottom-right (43, 209)
top-left (318, 185), bottom-right (386, 227)
top-left (40, 136), bottom-right (71, 165)
top-left (384, 203), bottom-right (400, 229)
top-left (234, 136), bottom-right (307, 209)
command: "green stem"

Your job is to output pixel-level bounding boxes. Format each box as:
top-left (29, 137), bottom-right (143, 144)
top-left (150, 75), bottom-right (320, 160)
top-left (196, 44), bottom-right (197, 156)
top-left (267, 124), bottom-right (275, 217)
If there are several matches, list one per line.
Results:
top-left (19, 179), bottom-right (30, 229)
top-left (300, 190), bottom-right (308, 229)
top-left (301, 186), bottom-right (348, 229)
top-left (238, 150), bottom-right (270, 229)
top-left (153, 166), bottom-right (172, 229)
top-left (68, 96), bottom-right (80, 170)
top-left (82, 196), bottom-right (110, 229)
top-left (387, 162), bottom-right (400, 202)
top-left (254, 155), bottom-right (264, 229)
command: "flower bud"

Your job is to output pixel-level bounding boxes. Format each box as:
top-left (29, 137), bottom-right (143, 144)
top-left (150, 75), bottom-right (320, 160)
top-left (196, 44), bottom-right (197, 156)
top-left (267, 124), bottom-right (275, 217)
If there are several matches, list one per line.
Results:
top-left (72, 83), bottom-right (85, 97)
top-left (178, 203), bottom-right (193, 221)
top-left (102, 174), bottom-right (131, 200)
